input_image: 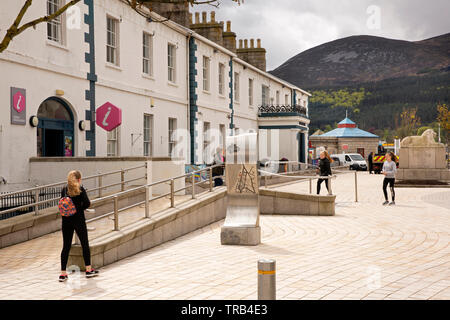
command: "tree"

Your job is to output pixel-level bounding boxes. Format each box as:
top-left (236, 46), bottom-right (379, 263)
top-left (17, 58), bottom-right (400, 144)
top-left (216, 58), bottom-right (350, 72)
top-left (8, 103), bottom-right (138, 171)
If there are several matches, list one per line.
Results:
top-left (437, 103), bottom-right (449, 143)
top-left (395, 107), bottom-right (421, 139)
top-left (417, 126), bottom-right (432, 136)
top-left (0, 0), bottom-right (242, 53)
top-left (309, 88), bottom-right (367, 114)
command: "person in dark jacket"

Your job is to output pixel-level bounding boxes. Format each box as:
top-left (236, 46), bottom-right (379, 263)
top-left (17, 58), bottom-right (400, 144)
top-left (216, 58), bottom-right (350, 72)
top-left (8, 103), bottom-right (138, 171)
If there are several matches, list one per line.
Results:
top-left (59, 170), bottom-right (98, 282)
top-left (368, 152), bottom-right (374, 174)
top-left (317, 151), bottom-right (333, 195)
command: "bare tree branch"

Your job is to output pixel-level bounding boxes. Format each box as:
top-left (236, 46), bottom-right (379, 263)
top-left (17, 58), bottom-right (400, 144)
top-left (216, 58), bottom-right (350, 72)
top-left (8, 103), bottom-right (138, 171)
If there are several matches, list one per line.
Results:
top-left (0, 0), bottom-right (81, 53)
top-left (0, 0), bottom-right (243, 53)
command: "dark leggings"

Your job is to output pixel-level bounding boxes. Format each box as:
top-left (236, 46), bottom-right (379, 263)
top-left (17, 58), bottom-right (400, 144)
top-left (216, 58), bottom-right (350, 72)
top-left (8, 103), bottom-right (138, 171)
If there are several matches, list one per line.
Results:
top-left (383, 178), bottom-right (395, 201)
top-left (61, 217), bottom-right (91, 271)
top-left (317, 178), bottom-right (329, 194)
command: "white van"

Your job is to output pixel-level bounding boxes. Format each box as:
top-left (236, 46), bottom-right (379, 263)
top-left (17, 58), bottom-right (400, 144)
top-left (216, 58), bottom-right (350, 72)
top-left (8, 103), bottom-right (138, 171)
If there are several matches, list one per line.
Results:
top-left (330, 153), bottom-right (368, 171)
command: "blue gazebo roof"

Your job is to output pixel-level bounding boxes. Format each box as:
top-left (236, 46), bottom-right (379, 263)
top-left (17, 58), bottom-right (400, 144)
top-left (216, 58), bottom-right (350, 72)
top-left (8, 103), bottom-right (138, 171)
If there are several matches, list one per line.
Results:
top-left (319, 116), bottom-right (379, 138)
top-left (338, 117), bottom-right (356, 126)
top-left (319, 127), bottom-right (379, 138)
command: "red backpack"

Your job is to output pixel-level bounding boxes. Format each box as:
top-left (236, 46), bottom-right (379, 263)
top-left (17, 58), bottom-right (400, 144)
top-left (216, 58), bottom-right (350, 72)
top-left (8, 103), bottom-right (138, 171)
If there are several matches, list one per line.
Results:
top-left (58, 188), bottom-right (76, 217)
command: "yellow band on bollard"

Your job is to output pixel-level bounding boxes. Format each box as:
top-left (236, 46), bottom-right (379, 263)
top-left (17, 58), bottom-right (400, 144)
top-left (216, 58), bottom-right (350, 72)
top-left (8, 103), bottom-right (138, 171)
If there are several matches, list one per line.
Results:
top-left (258, 270), bottom-right (275, 275)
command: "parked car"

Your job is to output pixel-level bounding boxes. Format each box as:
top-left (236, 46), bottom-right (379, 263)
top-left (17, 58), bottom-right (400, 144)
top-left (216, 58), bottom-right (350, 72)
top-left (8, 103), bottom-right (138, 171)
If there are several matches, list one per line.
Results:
top-left (330, 153), bottom-right (368, 171)
top-left (330, 156), bottom-right (341, 167)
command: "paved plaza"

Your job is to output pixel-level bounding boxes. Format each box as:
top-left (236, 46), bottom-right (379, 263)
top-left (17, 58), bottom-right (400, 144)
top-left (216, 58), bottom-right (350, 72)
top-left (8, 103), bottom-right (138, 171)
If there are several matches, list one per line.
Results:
top-left (0, 172), bottom-right (449, 300)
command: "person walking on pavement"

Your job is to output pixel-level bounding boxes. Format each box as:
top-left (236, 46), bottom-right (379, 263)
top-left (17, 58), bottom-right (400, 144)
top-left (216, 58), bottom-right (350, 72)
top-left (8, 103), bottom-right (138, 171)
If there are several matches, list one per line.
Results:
top-left (368, 152), bottom-right (374, 174)
top-left (59, 170), bottom-right (98, 282)
top-left (382, 152), bottom-right (397, 206)
top-left (317, 150), bottom-right (333, 195)
top-left (212, 147), bottom-right (225, 187)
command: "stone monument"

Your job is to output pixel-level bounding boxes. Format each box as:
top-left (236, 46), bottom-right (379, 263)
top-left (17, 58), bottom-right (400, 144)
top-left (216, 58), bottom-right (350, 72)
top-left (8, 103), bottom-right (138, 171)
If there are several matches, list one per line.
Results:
top-left (221, 133), bottom-right (261, 245)
top-left (397, 129), bottom-right (449, 184)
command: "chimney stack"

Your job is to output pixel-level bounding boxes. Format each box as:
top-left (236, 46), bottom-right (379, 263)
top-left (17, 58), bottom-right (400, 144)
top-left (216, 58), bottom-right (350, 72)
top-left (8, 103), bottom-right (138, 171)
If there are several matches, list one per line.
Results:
top-left (146, 2), bottom-right (190, 28)
top-left (190, 10), bottom-right (224, 46)
top-left (237, 38), bottom-right (267, 71)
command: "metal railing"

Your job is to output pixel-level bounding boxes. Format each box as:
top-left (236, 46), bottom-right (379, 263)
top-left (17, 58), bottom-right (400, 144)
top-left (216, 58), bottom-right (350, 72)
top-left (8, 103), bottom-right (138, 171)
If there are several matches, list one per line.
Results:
top-left (84, 164), bottom-right (225, 232)
top-left (259, 169), bottom-right (336, 196)
top-left (261, 160), bottom-right (315, 175)
top-left (0, 163), bottom-right (147, 218)
top-left (260, 168), bottom-right (359, 202)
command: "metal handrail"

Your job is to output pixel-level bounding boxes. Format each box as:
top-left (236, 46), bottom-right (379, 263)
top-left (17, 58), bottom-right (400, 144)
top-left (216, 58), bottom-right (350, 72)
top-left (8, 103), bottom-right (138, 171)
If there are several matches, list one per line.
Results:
top-left (0, 163), bottom-right (147, 199)
top-left (260, 168), bottom-right (359, 201)
top-left (85, 164), bottom-right (223, 232)
top-left (0, 164), bottom-right (222, 220)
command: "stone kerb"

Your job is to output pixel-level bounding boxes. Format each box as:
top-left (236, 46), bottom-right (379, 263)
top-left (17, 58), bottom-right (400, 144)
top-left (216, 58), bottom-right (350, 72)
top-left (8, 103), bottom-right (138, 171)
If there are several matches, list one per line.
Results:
top-left (259, 189), bottom-right (336, 216)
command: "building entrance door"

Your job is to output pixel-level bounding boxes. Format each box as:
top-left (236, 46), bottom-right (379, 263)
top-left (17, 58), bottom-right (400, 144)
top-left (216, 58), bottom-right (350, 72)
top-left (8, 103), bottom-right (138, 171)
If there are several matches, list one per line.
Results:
top-left (44, 129), bottom-right (64, 156)
top-left (37, 97), bottom-right (74, 157)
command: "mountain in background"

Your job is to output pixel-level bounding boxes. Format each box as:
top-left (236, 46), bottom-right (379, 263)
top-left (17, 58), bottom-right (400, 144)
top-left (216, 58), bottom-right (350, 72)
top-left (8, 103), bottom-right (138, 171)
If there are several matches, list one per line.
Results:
top-left (270, 33), bottom-right (450, 140)
top-left (271, 33), bottom-right (450, 88)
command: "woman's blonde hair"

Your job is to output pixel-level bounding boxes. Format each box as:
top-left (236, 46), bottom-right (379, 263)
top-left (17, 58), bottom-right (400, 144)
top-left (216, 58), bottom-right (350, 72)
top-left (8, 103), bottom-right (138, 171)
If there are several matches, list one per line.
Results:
top-left (67, 170), bottom-right (82, 197)
top-left (321, 150), bottom-right (334, 163)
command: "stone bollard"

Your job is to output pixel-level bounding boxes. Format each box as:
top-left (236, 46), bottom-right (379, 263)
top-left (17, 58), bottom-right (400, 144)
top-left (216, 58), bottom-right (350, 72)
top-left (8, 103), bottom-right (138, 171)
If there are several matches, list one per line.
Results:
top-left (258, 259), bottom-right (276, 300)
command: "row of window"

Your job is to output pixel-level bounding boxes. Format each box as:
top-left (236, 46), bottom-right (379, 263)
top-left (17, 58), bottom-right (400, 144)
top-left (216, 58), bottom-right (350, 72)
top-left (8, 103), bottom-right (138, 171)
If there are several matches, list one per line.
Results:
top-left (107, 114), bottom-right (230, 161)
top-left (107, 115), bottom-right (176, 157)
top-left (201, 57), bottom-right (295, 107)
top-left (47, 1), bottom-right (301, 106)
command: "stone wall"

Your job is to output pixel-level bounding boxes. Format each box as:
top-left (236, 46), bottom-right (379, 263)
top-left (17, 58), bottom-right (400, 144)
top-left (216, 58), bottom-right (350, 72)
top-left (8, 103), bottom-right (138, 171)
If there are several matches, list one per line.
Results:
top-left (259, 189), bottom-right (335, 216)
top-left (309, 136), bottom-right (379, 160)
top-left (68, 188), bottom-right (227, 269)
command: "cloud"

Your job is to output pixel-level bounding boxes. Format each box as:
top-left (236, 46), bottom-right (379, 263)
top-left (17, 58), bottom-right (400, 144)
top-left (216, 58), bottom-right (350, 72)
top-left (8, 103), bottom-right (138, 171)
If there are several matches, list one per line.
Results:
top-left (193, 0), bottom-right (450, 70)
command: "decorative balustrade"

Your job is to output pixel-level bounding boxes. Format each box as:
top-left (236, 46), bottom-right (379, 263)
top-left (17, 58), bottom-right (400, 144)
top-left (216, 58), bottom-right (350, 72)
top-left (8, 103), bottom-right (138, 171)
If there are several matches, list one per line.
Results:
top-left (258, 105), bottom-right (308, 117)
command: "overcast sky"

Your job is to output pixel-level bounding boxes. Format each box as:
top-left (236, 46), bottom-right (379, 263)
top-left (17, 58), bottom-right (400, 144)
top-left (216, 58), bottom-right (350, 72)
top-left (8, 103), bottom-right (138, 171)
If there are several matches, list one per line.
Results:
top-left (193, 0), bottom-right (450, 70)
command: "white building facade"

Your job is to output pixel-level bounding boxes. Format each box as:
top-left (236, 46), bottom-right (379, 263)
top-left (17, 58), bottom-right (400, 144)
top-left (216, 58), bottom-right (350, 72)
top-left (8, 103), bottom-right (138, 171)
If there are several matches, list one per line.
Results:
top-left (0, 0), bottom-right (310, 191)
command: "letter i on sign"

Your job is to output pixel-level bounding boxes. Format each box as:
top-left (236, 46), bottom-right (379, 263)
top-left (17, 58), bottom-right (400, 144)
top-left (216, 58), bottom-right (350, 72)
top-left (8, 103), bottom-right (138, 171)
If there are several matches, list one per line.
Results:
top-left (102, 107), bottom-right (111, 127)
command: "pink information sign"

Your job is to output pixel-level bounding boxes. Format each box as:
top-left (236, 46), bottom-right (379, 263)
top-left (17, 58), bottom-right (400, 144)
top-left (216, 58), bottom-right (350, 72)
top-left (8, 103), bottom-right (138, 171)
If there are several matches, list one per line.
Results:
top-left (96, 102), bottom-right (122, 132)
top-left (13, 91), bottom-right (25, 113)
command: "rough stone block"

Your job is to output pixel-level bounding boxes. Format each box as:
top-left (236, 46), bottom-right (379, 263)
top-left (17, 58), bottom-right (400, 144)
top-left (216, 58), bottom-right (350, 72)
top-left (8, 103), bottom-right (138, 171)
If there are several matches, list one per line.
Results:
top-left (318, 200), bottom-right (335, 216)
top-left (91, 253), bottom-right (104, 270)
top-left (103, 247), bottom-right (118, 266)
top-left (259, 195), bottom-right (274, 214)
top-left (142, 227), bottom-right (163, 251)
top-left (1, 228), bottom-right (29, 248)
top-left (117, 236), bottom-right (142, 260)
top-left (28, 219), bottom-right (59, 239)
top-left (220, 226), bottom-right (261, 246)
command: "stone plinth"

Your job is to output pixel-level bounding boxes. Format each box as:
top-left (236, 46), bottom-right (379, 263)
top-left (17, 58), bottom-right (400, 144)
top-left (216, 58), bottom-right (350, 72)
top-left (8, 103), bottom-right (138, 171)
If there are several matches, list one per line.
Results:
top-left (398, 146), bottom-right (449, 183)
top-left (221, 226), bottom-right (261, 246)
top-left (399, 146), bottom-right (446, 169)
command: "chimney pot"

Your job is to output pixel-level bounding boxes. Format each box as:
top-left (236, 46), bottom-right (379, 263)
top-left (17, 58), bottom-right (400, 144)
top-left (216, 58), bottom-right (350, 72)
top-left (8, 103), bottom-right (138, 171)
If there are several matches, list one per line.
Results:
top-left (195, 12), bottom-right (200, 24)
top-left (244, 39), bottom-right (248, 49)
top-left (210, 11), bottom-right (216, 22)
top-left (250, 39), bottom-right (255, 48)
top-left (189, 13), bottom-right (193, 24)
top-left (226, 21), bottom-right (231, 32)
top-left (239, 39), bottom-right (243, 49)
top-left (257, 39), bottom-right (261, 48)
top-left (202, 11), bottom-right (207, 23)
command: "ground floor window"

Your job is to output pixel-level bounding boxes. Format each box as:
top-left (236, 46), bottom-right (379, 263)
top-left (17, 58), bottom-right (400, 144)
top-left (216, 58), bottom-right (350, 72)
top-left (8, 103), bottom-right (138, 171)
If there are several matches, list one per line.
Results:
top-left (107, 128), bottom-right (119, 156)
top-left (143, 114), bottom-right (153, 156)
top-left (168, 118), bottom-right (177, 157)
